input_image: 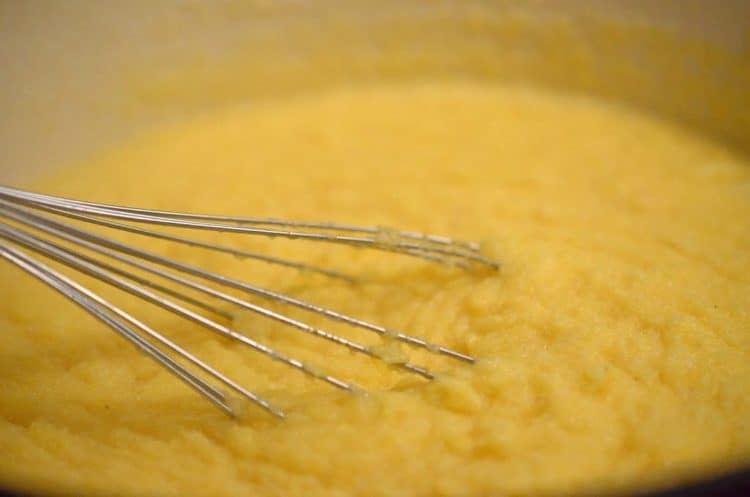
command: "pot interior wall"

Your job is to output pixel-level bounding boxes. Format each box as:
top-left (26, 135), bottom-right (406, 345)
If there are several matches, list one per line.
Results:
top-left (1, 0), bottom-right (748, 182)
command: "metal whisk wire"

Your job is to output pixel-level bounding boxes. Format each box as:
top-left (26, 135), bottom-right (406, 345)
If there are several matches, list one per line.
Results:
top-left (0, 185), bottom-right (498, 418)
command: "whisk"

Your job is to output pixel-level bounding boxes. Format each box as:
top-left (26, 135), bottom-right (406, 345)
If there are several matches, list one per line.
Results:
top-left (0, 185), bottom-right (498, 418)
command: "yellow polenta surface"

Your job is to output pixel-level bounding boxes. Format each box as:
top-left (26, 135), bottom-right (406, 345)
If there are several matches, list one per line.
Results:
top-left (1, 82), bottom-right (750, 497)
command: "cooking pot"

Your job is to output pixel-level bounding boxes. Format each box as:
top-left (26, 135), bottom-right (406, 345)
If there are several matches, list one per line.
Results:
top-left (1, 1), bottom-right (748, 496)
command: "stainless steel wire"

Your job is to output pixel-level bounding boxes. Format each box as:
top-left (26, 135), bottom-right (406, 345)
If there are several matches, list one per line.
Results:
top-left (0, 185), bottom-right (498, 418)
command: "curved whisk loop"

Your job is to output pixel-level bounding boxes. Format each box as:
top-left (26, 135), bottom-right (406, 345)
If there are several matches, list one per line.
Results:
top-left (0, 185), bottom-right (498, 418)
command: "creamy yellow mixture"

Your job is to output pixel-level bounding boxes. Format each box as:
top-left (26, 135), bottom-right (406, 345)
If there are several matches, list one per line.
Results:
top-left (1, 82), bottom-right (749, 497)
